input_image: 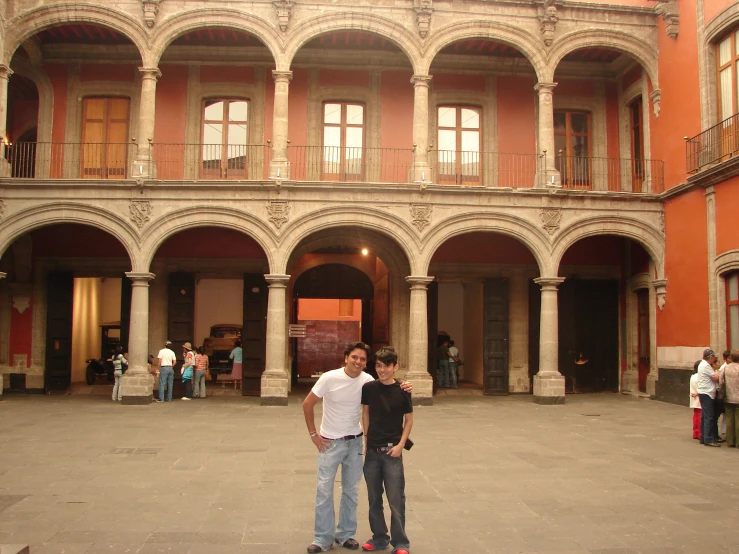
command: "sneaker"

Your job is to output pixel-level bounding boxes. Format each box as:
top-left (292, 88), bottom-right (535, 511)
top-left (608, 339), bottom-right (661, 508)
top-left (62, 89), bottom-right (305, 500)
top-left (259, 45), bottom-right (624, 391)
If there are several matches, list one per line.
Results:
top-left (337, 539), bottom-right (360, 550)
top-left (181, 397), bottom-right (191, 401)
top-left (705, 442), bottom-right (721, 447)
top-left (156, 399), bottom-right (164, 403)
top-left (307, 545), bottom-right (329, 553)
top-left (362, 543), bottom-right (387, 551)
top-left (392, 550), bottom-right (409, 554)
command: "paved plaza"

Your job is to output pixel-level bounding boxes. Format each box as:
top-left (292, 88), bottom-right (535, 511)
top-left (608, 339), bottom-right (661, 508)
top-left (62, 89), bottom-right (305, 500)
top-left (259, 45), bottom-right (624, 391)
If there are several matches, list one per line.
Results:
top-left (0, 389), bottom-right (737, 553)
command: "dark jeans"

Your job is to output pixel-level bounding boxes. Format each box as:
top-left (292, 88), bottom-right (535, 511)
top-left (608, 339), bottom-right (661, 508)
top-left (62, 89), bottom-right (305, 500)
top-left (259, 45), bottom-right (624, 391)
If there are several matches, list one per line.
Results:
top-left (183, 379), bottom-right (192, 399)
top-left (713, 398), bottom-right (724, 439)
top-left (363, 449), bottom-right (409, 551)
top-left (699, 394), bottom-right (716, 444)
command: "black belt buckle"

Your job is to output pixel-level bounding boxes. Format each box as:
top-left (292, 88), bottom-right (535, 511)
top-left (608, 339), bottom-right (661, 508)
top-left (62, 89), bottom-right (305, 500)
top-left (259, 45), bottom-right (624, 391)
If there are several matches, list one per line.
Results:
top-left (342, 432), bottom-right (363, 441)
top-left (376, 446), bottom-right (392, 453)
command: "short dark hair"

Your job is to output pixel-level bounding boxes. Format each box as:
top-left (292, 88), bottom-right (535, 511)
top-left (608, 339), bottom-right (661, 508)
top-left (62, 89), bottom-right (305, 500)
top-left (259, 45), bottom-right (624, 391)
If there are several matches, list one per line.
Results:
top-left (198, 346), bottom-right (205, 354)
top-left (449, 340), bottom-right (455, 346)
top-left (375, 346), bottom-right (398, 366)
top-left (724, 350), bottom-right (731, 359)
top-left (115, 345), bottom-right (124, 355)
top-left (694, 360), bottom-right (701, 371)
top-left (731, 350), bottom-right (739, 363)
top-left (344, 341), bottom-right (370, 358)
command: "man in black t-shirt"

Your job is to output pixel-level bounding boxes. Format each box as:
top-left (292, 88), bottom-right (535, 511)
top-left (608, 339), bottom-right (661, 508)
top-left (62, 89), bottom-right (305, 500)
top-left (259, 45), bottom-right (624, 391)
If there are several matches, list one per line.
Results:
top-left (360, 347), bottom-right (413, 554)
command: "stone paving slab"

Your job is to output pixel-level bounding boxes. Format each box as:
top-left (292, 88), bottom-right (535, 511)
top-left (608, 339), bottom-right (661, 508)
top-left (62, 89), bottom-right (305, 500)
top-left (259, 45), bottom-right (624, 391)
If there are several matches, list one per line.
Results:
top-left (0, 392), bottom-right (737, 553)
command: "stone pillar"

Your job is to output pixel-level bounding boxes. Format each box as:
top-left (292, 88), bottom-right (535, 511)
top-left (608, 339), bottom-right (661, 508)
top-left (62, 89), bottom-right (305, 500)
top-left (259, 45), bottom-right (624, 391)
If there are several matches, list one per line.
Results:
top-left (269, 71), bottom-right (292, 179)
top-left (405, 276), bottom-right (434, 405)
top-left (411, 75), bottom-right (432, 182)
top-left (0, 272), bottom-right (5, 398)
top-left (0, 65), bottom-right (13, 177)
top-left (134, 67), bottom-right (161, 178)
top-left (535, 82), bottom-right (560, 188)
top-left (533, 277), bottom-right (565, 404)
top-left (261, 274), bottom-right (290, 405)
top-left (121, 272), bottom-right (155, 405)
top-left (508, 270), bottom-right (530, 393)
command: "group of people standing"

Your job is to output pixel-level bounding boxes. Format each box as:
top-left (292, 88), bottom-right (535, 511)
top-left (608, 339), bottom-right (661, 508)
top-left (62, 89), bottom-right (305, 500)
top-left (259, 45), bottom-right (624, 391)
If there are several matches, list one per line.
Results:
top-left (436, 337), bottom-right (461, 389)
top-left (690, 348), bottom-right (739, 447)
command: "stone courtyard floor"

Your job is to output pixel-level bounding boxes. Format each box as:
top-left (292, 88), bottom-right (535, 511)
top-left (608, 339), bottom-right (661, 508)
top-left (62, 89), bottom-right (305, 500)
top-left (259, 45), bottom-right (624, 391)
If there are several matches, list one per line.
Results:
top-left (0, 390), bottom-right (737, 553)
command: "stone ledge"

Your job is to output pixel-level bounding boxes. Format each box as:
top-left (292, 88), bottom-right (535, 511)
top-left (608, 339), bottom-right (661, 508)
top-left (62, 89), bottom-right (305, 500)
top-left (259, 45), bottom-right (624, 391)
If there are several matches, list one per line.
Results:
top-left (0, 545), bottom-right (30, 554)
top-left (260, 396), bottom-right (289, 406)
top-left (533, 395), bottom-right (566, 405)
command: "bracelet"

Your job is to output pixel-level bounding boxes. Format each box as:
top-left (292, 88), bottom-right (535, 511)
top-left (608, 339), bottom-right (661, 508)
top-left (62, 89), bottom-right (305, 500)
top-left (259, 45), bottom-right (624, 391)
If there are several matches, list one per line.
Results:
top-left (309, 432), bottom-right (317, 437)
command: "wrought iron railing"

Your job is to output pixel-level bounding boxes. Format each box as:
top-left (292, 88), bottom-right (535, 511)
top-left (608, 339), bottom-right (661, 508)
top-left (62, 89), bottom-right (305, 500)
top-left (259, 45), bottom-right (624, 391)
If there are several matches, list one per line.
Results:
top-left (686, 113), bottom-right (739, 173)
top-left (5, 142), bottom-right (136, 179)
top-left (152, 143), bottom-right (270, 180)
top-left (555, 154), bottom-right (664, 193)
top-left (287, 146), bottom-right (414, 183)
top-left (429, 150), bottom-right (542, 188)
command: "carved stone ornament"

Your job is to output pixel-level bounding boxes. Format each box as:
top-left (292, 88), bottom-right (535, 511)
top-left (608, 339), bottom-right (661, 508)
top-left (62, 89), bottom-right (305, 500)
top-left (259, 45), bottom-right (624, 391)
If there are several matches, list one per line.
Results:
top-left (654, 1), bottom-right (679, 39)
top-left (129, 200), bottom-right (152, 229)
top-left (539, 208), bottom-right (561, 235)
top-left (410, 204), bottom-right (432, 233)
top-left (414, 0), bottom-right (433, 39)
top-left (658, 212), bottom-right (665, 235)
top-left (0, 199), bottom-right (6, 220)
top-left (141, 0), bottom-right (161, 28)
top-left (267, 200), bottom-right (291, 229)
top-left (653, 279), bottom-right (667, 311)
top-left (274, 0), bottom-right (294, 32)
top-left (650, 88), bottom-right (661, 118)
top-left (537, 0), bottom-right (560, 47)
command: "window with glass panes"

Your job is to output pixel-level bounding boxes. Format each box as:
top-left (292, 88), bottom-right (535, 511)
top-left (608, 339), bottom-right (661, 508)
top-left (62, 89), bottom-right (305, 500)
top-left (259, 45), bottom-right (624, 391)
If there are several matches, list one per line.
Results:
top-left (201, 99), bottom-right (249, 179)
top-left (322, 102), bottom-right (365, 181)
top-left (554, 110), bottom-right (591, 188)
top-left (436, 106), bottom-right (481, 185)
top-left (727, 272), bottom-right (739, 350)
top-left (717, 30), bottom-right (739, 122)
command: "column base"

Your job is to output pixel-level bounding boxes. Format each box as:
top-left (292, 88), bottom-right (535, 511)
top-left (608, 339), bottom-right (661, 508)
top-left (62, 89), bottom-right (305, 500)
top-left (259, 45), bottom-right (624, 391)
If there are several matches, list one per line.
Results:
top-left (120, 371), bottom-right (153, 405)
top-left (406, 371), bottom-right (433, 406)
top-left (532, 373), bottom-right (565, 404)
top-left (535, 169), bottom-right (562, 188)
top-left (260, 371), bottom-right (289, 406)
top-left (621, 369), bottom-right (639, 393)
top-left (646, 372), bottom-right (658, 397)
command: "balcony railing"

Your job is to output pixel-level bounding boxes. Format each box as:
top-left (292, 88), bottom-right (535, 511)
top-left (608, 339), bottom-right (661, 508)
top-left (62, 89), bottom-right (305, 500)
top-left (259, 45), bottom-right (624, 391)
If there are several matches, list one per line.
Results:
top-left (152, 143), bottom-right (270, 180)
top-left (555, 154), bottom-right (664, 193)
top-left (6, 142), bottom-right (136, 179)
top-left (287, 146), bottom-right (413, 183)
top-left (430, 150), bottom-right (542, 188)
top-left (686, 113), bottom-right (739, 173)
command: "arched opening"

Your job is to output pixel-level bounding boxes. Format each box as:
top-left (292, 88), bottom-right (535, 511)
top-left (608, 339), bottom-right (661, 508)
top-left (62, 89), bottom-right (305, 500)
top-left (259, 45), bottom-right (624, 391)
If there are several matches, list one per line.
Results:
top-left (546, 235), bottom-right (655, 394)
top-left (6, 71), bottom-right (39, 177)
top-left (429, 231), bottom-right (541, 395)
top-left (0, 223), bottom-right (132, 393)
top-left (150, 226), bottom-right (269, 396)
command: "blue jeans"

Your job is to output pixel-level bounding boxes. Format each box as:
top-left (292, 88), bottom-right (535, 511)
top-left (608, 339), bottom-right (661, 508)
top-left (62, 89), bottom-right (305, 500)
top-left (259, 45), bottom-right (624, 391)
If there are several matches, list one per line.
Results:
top-left (363, 449), bottom-right (409, 551)
top-left (699, 393), bottom-right (716, 444)
top-left (448, 361), bottom-right (458, 388)
top-left (313, 437), bottom-right (363, 549)
top-left (159, 366), bottom-right (174, 402)
top-left (438, 359), bottom-right (450, 387)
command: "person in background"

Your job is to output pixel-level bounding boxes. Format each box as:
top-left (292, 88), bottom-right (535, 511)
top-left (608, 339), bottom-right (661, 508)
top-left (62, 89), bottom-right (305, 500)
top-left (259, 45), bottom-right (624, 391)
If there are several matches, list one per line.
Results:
top-left (690, 360), bottom-right (701, 440)
top-left (157, 340), bottom-right (177, 403)
top-left (181, 342), bottom-right (195, 401)
top-left (436, 339), bottom-right (450, 389)
top-left (720, 350), bottom-right (739, 447)
top-left (447, 339), bottom-right (459, 389)
top-left (193, 346), bottom-right (209, 398)
top-left (111, 345), bottom-right (127, 402)
top-left (697, 348), bottom-right (720, 446)
top-left (229, 339), bottom-right (243, 390)
top-left (717, 350), bottom-right (732, 441)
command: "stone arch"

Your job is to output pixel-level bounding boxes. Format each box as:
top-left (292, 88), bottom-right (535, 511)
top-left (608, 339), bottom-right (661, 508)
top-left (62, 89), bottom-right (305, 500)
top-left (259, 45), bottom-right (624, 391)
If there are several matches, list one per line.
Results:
top-left (546, 29), bottom-right (659, 88)
top-left (278, 207), bottom-right (418, 275)
top-left (149, 9), bottom-right (282, 67)
top-left (4, 4), bottom-right (148, 65)
top-left (292, 257), bottom-right (379, 287)
top-left (139, 207), bottom-right (278, 272)
top-left (283, 13), bottom-right (422, 73)
top-left (551, 216), bottom-right (665, 279)
top-left (420, 20), bottom-right (547, 79)
top-left (0, 203), bottom-right (139, 267)
top-left (420, 212), bottom-right (552, 276)
top-left (8, 56), bottom-right (54, 146)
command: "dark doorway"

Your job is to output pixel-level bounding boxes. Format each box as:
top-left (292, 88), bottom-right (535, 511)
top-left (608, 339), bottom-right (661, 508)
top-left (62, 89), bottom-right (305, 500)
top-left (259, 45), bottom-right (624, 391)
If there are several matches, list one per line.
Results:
top-left (636, 289), bottom-right (650, 393)
top-left (167, 272), bottom-right (195, 364)
top-left (427, 280), bottom-right (439, 392)
top-left (45, 272), bottom-right (74, 391)
top-left (242, 274), bottom-right (268, 396)
top-left (119, 274), bottom-right (132, 353)
top-left (483, 278), bottom-right (509, 395)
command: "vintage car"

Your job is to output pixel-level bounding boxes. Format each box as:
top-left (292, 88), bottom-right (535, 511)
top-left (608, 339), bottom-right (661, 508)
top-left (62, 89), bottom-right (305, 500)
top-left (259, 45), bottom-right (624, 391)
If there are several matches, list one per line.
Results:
top-left (203, 324), bottom-right (242, 382)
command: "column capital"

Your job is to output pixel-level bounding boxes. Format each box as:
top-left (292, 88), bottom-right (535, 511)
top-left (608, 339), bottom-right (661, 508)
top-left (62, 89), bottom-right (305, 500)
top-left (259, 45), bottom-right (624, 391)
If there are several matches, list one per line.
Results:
top-left (534, 81), bottom-right (557, 93)
top-left (411, 74), bottom-right (432, 87)
top-left (272, 70), bottom-right (293, 83)
top-left (405, 275), bottom-right (435, 289)
top-left (265, 273), bottom-right (290, 286)
top-left (0, 65), bottom-right (13, 80)
top-left (533, 277), bottom-right (565, 290)
top-left (125, 271), bottom-right (156, 283)
top-left (138, 67), bottom-right (161, 80)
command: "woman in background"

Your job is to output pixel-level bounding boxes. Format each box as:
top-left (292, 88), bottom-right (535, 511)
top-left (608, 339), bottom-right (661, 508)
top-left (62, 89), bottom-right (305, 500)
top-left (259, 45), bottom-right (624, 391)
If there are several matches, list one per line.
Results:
top-left (229, 339), bottom-right (243, 390)
top-left (111, 345), bottom-right (127, 402)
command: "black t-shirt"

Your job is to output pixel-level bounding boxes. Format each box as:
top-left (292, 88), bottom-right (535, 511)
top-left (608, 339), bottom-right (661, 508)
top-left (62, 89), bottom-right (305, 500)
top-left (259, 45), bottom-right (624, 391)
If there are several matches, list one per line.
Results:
top-left (361, 380), bottom-right (413, 448)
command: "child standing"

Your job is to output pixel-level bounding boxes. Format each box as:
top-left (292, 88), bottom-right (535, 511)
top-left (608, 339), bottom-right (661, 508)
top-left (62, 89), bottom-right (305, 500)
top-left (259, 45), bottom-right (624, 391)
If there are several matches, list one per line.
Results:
top-left (361, 346), bottom-right (413, 554)
top-left (181, 342), bottom-right (195, 401)
top-left (690, 360), bottom-right (701, 440)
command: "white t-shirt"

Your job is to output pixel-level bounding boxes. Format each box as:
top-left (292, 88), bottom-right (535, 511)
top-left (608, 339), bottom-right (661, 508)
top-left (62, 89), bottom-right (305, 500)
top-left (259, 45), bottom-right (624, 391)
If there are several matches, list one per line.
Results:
top-left (311, 368), bottom-right (374, 439)
top-left (448, 346), bottom-right (459, 360)
top-left (696, 359), bottom-right (717, 398)
top-left (689, 373), bottom-right (701, 409)
top-left (157, 347), bottom-right (177, 367)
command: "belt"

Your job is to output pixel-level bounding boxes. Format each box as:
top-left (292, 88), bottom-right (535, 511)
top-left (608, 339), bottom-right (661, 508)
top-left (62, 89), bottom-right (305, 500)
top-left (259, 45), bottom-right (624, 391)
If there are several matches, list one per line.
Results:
top-left (323, 432), bottom-right (363, 441)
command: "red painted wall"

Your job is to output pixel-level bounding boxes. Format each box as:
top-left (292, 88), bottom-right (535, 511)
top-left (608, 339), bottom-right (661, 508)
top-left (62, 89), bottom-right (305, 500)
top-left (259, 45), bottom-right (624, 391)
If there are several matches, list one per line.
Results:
top-left (154, 227), bottom-right (267, 259)
top-left (319, 69), bottom-right (369, 88)
top-left (9, 99), bottom-right (38, 142)
top-left (297, 320), bottom-right (360, 376)
top-left (154, 65), bottom-right (188, 143)
top-left (9, 293), bottom-right (33, 370)
top-left (79, 64), bottom-right (136, 83)
top-left (288, 68), bottom-right (309, 147)
top-left (431, 232), bottom-right (537, 265)
top-left (299, 299), bottom-right (361, 321)
top-left (45, 64), bottom-right (67, 144)
top-left (200, 65), bottom-right (254, 84)
top-left (715, 176), bottom-right (739, 255)
top-left (497, 76), bottom-right (536, 154)
top-left (705, 0), bottom-right (737, 25)
top-left (621, 67), bottom-right (642, 92)
top-left (433, 74), bottom-right (486, 92)
top-left (380, 72), bottom-right (413, 149)
top-left (556, 80), bottom-right (595, 97)
top-left (31, 224), bottom-right (128, 258)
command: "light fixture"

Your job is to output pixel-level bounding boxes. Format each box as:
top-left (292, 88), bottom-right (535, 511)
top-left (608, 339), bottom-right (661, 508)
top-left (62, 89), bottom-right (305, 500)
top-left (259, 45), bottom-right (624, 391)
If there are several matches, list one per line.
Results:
top-left (361, 248), bottom-right (368, 256)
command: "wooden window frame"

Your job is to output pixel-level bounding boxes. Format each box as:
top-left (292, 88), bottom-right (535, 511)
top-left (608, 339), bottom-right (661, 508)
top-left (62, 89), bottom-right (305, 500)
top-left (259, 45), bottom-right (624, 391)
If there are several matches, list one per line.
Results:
top-left (629, 97), bottom-right (645, 191)
top-left (727, 271), bottom-right (739, 350)
top-left (716, 31), bottom-right (739, 160)
top-left (201, 98), bottom-right (250, 180)
top-left (554, 110), bottom-right (592, 189)
top-left (81, 96), bottom-right (130, 179)
top-left (321, 101), bottom-right (366, 182)
top-left (436, 105), bottom-right (482, 185)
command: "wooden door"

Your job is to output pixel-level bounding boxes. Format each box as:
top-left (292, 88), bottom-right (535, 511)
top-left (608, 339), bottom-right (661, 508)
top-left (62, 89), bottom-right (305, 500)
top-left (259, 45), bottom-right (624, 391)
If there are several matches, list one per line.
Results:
top-left (427, 280), bottom-right (439, 393)
top-left (483, 278), bottom-right (509, 395)
top-left (81, 97), bottom-right (130, 179)
top-left (630, 98), bottom-right (645, 192)
top-left (637, 289), bottom-right (650, 393)
top-left (45, 272), bottom-right (74, 391)
top-left (242, 274), bottom-right (268, 396)
top-left (119, 274), bottom-right (132, 353)
top-left (168, 272), bottom-right (195, 368)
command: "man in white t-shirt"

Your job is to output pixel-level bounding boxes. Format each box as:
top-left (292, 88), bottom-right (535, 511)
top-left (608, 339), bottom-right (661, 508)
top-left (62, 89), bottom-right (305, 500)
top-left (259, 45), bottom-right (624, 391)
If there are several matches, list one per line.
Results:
top-left (303, 342), bottom-right (411, 554)
top-left (156, 340), bottom-right (177, 403)
top-left (697, 348), bottom-right (720, 446)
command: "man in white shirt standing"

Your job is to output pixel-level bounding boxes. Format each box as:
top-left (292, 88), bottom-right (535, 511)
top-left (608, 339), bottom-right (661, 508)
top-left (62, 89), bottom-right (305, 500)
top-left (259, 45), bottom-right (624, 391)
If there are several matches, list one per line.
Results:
top-left (156, 340), bottom-right (177, 403)
top-left (697, 348), bottom-right (720, 447)
top-left (302, 342), bottom-right (411, 554)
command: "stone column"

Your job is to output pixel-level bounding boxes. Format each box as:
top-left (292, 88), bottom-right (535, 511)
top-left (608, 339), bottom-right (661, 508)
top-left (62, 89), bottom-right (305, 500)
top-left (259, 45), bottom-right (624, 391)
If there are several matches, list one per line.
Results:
top-left (533, 277), bottom-right (565, 404)
top-left (0, 65), bottom-right (13, 177)
top-left (121, 272), bottom-right (155, 405)
top-left (411, 75), bottom-right (432, 183)
top-left (0, 272), bottom-right (5, 398)
top-left (261, 274), bottom-right (290, 406)
top-left (405, 276), bottom-right (434, 405)
top-left (535, 82), bottom-right (560, 188)
top-left (508, 270), bottom-right (530, 393)
top-left (269, 71), bottom-right (293, 179)
top-left (134, 67), bottom-right (161, 178)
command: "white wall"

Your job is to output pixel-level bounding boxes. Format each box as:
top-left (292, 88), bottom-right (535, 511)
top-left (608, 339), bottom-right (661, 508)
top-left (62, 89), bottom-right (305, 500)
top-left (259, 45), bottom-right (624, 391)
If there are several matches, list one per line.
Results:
top-left (194, 279), bottom-right (243, 347)
top-left (438, 282), bottom-right (466, 377)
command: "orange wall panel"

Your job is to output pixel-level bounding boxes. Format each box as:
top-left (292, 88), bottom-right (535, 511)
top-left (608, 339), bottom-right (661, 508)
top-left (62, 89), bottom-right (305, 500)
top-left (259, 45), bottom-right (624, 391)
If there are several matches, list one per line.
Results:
top-left (621, 67), bottom-right (642, 91)
top-left (431, 232), bottom-right (537, 265)
top-left (288, 68), bottom-right (309, 147)
top-left (715, 176), bottom-right (739, 255)
top-left (79, 64), bottom-right (136, 83)
top-left (9, 100), bottom-right (38, 142)
top-left (200, 65), bottom-right (254, 84)
top-left (45, 64), bottom-right (68, 144)
top-left (319, 69), bottom-right (369, 88)
top-left (380, 72), bottom-right (413, 149)
top-left (9, 293), bottom-right (33, 371)
top-left (555, 80), bottom-right (595, 97)
top-left (705, 0), bottom-right (737, 25)
top-left (605, 82), bottom-right (621, 190)
top-left (298, 299), bottom-right (362, 321)
top-left (432, 74), bottom-right (486, 92)
top-left (154, 65), bottom-right (187, 144)
top-left (659, 188), bottom-right (709, 345)
top-left (264, 75), bottom-right (274, 143)
top-left (497, 76), bottom-right (536, 154)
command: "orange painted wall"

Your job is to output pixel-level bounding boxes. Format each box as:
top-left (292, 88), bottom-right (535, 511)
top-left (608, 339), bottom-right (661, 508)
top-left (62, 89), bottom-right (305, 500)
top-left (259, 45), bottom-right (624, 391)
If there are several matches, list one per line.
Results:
top-left (45, 64), bottom-right (67, 143)
top-left (200, 65), bottom-right (254, 84)
top-left (660, 188), bottom-right (709, 345)
top-left (9, 100), bottom-right (38, 142)
top-left (433, 74), bottom-right (486, 93)
top-left (715, 176), bottom-right (739, 255)
top-left (606, 83), bottom-right (621, 190)
top-left (154, 228), bottom-right (267, 259)
top-left (298, 299), bottom-right (361, 321)
top-left (555, 80), bottom-right (595, 97)
top-left (264, 73), bottom-right (274, 143)
top-left (621, 67), bottom-right (642, 92)
top-left (9, 293), bottom-right (33, 370)
top-left (497, 76), bottom-right (536, 154)
top-left (288, 68), bottom-right (309, 147)
top-left (431, 232), bottom-right (537, 265)
top-left (319, 69), bottom-right (369, 88)
top-left (155, 65), bottom-right (187, 144)
top-left (380, 71), bottom-right (413, 149)
top-left (705, 0), bottom-right (738, 25)
top-left (79, 64), bottom-right (136, 83)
